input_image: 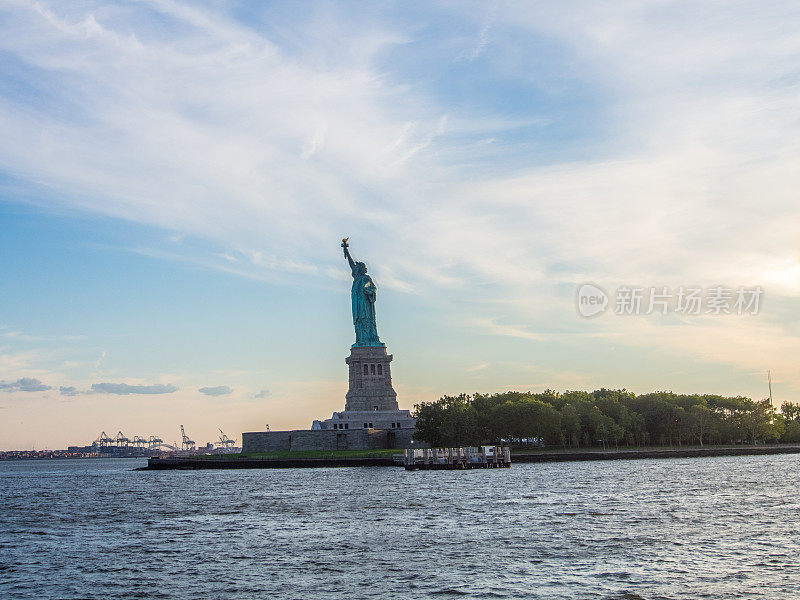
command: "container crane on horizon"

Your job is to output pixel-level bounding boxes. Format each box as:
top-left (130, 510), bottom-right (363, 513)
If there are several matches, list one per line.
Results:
top-left (94, 431), bottom-right (113, 448)
top-left (114, 431), bottom-right (130, 447)
top-left (218, 429), bottom-right (236, 449)
top-left (180, 425), bottom-right (195, 451)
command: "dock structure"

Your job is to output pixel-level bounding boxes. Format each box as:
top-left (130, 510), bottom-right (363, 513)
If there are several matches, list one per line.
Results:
top-left (403, 446), bottom-right (511, 470)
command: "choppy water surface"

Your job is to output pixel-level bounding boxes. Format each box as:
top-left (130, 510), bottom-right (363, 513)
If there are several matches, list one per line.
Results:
top-left (1, 455), bottom-right (799, 599)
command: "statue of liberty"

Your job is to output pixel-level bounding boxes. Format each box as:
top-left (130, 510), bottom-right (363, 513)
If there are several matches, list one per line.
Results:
top-left (342, 238), bottom-right (383, 347)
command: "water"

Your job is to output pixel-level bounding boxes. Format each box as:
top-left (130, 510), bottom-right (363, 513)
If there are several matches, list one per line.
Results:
top-left (1, 455), bottom-right (799, 599)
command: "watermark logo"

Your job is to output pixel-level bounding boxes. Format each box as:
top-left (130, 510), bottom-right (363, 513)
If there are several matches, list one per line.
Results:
top-left (576, 283), bottom-right (609, 317)
top-left (576, 284), bottom-right (763, 317)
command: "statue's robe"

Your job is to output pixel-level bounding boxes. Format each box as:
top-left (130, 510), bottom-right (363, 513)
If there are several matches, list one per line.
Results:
top-left (351, 273), bottom-right (381, 346)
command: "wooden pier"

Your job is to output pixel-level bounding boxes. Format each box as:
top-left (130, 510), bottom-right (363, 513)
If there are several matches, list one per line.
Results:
top-left (403, 446), bottom-right (511, 470)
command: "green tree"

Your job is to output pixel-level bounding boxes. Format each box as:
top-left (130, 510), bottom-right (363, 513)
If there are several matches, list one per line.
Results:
top-left (413, 399), bottom-right (447, 447)
top-left (415, 388), bottom-right (781, 451)
top-left (561, 404), bottom-right (581, 447)
top-left (741, 400), bottom-right (784, 443)
top-left (781, 421), bottom-right (800, 443)
top-left (781, 402), bottom-right (800, 423)
top-left (688, 401), bottom-right (715, 447)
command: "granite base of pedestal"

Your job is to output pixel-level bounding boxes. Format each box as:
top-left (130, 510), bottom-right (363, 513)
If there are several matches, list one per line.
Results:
top-left (242, 426), bottom-right (417, 453)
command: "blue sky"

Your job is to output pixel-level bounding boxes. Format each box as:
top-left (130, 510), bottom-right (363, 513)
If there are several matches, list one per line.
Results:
top-left (1, 1), bottom-right (799, 449)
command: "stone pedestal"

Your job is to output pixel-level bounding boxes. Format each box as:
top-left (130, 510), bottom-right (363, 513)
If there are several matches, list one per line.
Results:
top-left (243, 343), bottom-right (416, 453)
top-left (344, 346), bottom-right (398, 412)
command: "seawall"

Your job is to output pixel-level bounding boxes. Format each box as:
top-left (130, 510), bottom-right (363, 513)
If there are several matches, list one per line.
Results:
top-left (512, 444), bottom-right (800, 463)
top-left (141, 444), bottom-right (800, 470)
top-left (144, 456), bottom-right (396, 469)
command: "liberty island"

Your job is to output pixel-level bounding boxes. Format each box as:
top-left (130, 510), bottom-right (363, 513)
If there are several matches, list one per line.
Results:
top-left (241, 240), bottom-right (416, 452)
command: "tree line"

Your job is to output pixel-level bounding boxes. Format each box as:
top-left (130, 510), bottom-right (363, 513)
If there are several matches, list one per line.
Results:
top-left (413, 389), bottom-right (800, 449)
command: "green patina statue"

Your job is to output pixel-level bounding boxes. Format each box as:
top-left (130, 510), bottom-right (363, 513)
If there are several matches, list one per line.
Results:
top-left (342, 238), bottom-right (383, 347)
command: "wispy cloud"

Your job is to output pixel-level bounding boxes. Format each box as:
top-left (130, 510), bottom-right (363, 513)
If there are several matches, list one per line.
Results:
top-left (466, 361), bottom-right (489, 372)
top-left (93, 351), bottom-right (106, 374)
top-left (0, 377), bottom-right (52, 392)
top-left (91, 382), bottom-right (178, 395)
top-left (1, 331), bottom-right (85, 342)
top-left (198, 385), bottom-right (233, 397)
top-left (0, 0), bottom-right (799, 400)
top-left (457, 2), bottom-right (495, 61)
top-left (467, 318), bottom-right (548, 342)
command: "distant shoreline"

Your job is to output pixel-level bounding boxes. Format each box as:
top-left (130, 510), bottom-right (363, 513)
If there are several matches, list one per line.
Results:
top-left (139, 444), bottom-right (800, 470)
top-left (511, 444), bottom-right (800, 463)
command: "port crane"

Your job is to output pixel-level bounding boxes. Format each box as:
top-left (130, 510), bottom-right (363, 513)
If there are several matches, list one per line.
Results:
top-left (147, 436), bottom-right (178, 451)
top-left (180, 425), bottom-right (195, 451)
top-left (218, 429), bottom-right (236, 449)
top-left (90, 432), bottom-right (178, 451)
top-left (94, 431), bottom-right (114, 448)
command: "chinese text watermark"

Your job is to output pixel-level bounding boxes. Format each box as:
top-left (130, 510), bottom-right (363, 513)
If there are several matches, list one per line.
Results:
top-left (576, 284), bottom-right (762, 318)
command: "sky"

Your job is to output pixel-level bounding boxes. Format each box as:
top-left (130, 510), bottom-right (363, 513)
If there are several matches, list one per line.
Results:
top-left (1, 0), bottom-right (799, 450)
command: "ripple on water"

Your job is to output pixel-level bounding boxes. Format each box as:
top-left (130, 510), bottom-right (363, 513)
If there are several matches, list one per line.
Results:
top-left (1, 456), bottom-right (799, 599)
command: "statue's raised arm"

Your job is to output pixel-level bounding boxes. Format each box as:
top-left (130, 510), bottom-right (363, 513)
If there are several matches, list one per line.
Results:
top-left (342, 238), bottom-right (357, 274)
